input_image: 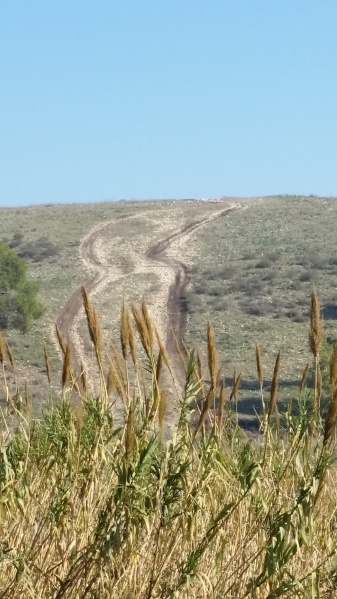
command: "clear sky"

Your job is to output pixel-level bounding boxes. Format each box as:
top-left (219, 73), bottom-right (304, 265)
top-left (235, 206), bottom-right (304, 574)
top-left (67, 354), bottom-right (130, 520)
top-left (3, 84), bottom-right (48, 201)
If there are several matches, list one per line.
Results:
top-left (1, 1), bottom-right (337, 206)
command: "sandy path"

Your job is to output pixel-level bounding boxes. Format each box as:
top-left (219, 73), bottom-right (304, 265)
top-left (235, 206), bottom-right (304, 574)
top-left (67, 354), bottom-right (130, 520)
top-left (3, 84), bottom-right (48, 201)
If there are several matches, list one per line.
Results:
top-left (55, 202), bottom-right (242, 385)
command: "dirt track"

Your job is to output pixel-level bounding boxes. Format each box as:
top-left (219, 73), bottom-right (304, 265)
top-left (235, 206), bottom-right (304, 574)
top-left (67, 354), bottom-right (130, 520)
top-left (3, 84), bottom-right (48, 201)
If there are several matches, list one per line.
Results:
top-left (55, 204), bottom-right (241, 382)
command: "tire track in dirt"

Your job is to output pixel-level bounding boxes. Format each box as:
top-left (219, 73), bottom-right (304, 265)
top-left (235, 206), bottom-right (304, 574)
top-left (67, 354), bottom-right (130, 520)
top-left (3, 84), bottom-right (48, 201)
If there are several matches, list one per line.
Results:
top-left (55, 204), bottom-right (242, 385)
top-left (146, 206), bottom-right (240, 377)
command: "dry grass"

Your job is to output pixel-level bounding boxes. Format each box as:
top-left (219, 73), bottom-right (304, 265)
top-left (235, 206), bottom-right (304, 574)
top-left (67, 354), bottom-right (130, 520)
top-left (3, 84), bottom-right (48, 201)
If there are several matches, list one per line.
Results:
top-left (0, 294), bottom-right (337, 597)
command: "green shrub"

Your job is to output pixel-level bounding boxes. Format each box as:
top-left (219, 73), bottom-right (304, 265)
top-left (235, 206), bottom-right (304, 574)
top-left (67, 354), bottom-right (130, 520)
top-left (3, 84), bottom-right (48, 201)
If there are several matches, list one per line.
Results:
top-left (0, 242), bottom-right (45, 332)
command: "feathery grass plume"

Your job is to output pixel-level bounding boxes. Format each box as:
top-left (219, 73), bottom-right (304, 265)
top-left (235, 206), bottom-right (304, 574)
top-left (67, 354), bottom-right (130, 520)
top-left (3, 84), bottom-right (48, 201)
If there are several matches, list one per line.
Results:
top-left (154, 326), bottom-right (172, 376)
top-left (125, 401), bottom-right (135, 464)
top-left (106, 361), bottom-right (114, 396)
top-left (155, 349), bottom-right (163, 386)
top-left (55, 324), bottom-right (66, 355)
top-left (255, 344), bottom-right (263, 388)
top-left (128, 315), bottom-right (137, 367)
top-left (80, 361), bottom-right (88, 394)
top-left (112, 346), bottom-right (127, 389)
top-left (107, 358), bottom-right (127, 406)
top-left (81, 285), bottom-right (103, 366)
top-left (62, 342), bottom-right (71, 388)
top-left (230, 370), bottom-right (241, 402)
top-left (120, 299), bottom-right (129, 360)
top-left (141, 298), bottom-right (154, 349)
top-left (149, 351), bottom-right (164, 419)
top-left (0, 332), bottom-right (5, 364)
top-left (131, 303), bottom-right (151, 359)
top-left (309, 288), bottom-right (323, 358)
top-left (5, 341), bottom-right (14, 370)
top-left (330, 345), bottom-right (337, 393)
top-left (267, 351), bottom-right (281, 426)
top-left (123, 301), bottom-right (137, 366)
top-left (207, 321), bottom-right (217, 390)
top-left (309, 288), bottom-right (323, 415)
top-left (299, 363), bottom-right (309, 392)
top-left (44, 344), bottom-right (51, 385)
top-left (158, 388), bottom-right (167, 439)
top-left (217, 380), bottom-right (226, 435)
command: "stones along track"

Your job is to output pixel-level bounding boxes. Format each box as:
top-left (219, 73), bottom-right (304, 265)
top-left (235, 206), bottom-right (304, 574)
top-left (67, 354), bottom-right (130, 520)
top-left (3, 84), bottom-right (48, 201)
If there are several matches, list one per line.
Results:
top-left (55, 204), bottom-right (242, 383)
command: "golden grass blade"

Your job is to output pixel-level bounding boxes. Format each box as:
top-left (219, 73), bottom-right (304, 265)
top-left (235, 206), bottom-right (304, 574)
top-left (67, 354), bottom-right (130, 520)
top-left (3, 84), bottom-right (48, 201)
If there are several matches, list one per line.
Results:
top-left (107, 358), bottom-right (127, 406)
top-left (106, 361), bottom-right (114, 396)
top-left (0, 332), bottom-right (5, 364)
top-left (154, 326), bottom-right (172, 376)
top-left (112, 346), bottom-right (127, 389)
top-left (62, 342), bottom-right (71, 389)
top-left (81, 286), bottom-right (103, 366)
top-left (155, 350), bottom-right (163, 386)
top-left (131, 303), bottom-right (151, 359)
top-left (309, 289), bottom-right (323, 416)
top-left (141, 298), bottom-right (154, 350)
top-left (125, 401), bottom-right (135, 464)
top-left (55, 324), bottom-right (66, 355)
top-left (80, 361), bottom-right (88, 394)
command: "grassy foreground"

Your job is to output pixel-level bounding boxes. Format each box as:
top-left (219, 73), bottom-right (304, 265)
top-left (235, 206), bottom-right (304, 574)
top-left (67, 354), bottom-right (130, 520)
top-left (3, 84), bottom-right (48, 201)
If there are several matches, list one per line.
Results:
top-left (0, 290), bottom-right (337, 598)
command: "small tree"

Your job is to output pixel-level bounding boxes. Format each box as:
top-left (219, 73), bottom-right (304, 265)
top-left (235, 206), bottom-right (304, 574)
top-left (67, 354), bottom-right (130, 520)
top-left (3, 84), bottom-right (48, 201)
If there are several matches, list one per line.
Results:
top-left (0, 242), bottom-right (45, 333)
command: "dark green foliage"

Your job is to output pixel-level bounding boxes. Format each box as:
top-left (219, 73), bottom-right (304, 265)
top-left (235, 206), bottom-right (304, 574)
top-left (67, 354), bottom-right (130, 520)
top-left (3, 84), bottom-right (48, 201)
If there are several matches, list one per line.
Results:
top-left (0, 242), bottom-right (45, 332)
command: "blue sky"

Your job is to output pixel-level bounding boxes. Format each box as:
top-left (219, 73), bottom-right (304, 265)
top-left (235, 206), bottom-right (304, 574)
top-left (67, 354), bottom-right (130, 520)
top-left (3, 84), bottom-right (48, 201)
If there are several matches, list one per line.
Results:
top-left (1, 1), bottom-right (337, 206)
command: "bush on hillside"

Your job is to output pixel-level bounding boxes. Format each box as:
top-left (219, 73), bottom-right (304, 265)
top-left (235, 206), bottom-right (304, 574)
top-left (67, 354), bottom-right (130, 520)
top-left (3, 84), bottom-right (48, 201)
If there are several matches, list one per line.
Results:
top-left (0, 242), bottom-right (45, 332)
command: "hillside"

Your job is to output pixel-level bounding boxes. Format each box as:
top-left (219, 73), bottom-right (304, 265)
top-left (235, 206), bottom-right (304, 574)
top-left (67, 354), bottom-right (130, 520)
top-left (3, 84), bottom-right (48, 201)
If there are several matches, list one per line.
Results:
top-left (1, 195), bottom-right (337, 424)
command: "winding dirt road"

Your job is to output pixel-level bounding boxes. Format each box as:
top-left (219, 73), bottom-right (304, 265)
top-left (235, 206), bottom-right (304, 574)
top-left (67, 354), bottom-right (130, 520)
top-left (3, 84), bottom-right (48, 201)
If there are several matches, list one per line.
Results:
top-left (55, 203), bottom-right (241, 383)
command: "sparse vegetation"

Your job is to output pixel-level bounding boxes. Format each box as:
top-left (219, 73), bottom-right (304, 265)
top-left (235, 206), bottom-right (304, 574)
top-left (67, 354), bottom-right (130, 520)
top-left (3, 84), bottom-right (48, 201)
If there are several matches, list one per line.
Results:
top-left (186, 196), bottom-right (337, 399)
top-left (1, 195), bottom-right (337, 426)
